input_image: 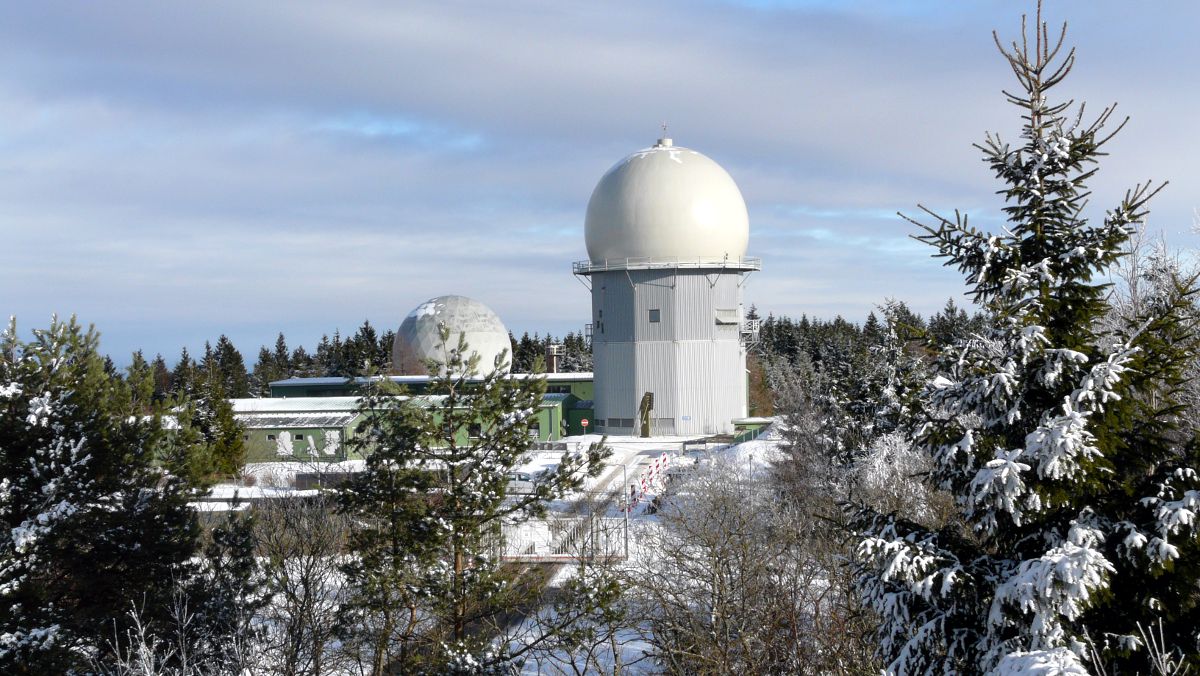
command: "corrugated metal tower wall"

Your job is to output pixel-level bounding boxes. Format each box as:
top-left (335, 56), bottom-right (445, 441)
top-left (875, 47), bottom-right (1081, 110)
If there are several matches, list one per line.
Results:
top-left (590, 268), bottom-right (748, 436)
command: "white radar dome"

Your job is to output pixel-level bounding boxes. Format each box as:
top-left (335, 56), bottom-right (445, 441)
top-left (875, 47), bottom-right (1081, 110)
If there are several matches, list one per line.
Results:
top-left (585, 138), bottom-right (749, 262)
top-left (392, 295), bottom-right (512, 375)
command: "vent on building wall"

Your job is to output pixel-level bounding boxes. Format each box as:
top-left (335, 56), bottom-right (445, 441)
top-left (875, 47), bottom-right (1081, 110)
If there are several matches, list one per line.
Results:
top-left (714, 308), bottom-right (739, 325)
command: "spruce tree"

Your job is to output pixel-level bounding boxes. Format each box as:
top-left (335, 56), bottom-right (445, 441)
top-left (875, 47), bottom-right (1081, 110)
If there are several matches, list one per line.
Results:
top-left (272, 332), bottom-right (291, 374)
top-left (185, 341), bottom-right (247, 478)
top-left (126, 350), bottom-right (155, 413)
top-left (346, 320), bottom-right (386, 374)
top-left (190, 375), bottom-right (246, 479)
top-left (561, 331), bottom-right (593, 372)
top-left (291, 345), bottom-right (316, 377)
top-left (377, 329), bottom-right (396, 372)
top-left (251, 333), bottom-right (295, 396)
top-left (211, 335), bottom-right (250, 398)
top-left (928, 297), bottom-right (991, 348)
top-left (863, 311), bottom-right (883, 344)
top-left (170, 346), bottom-right (198, 398)
top-left (252, 346), bottom-right (276, 397)
top-left (183, 512), bottom-right (266, 672)
top-left (853, 7), bottom-right (1200, 672)
top-left (150, 353), bottom-right (172, 402)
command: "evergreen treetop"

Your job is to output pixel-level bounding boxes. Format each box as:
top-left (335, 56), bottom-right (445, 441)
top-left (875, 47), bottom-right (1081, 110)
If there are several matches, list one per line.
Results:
top-left (854, 6), bottom-right (1200, 673)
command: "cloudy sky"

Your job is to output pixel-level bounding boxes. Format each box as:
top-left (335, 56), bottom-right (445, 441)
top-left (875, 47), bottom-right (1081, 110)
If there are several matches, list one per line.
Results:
top-left (2, 1), bottom-right (1198, 362)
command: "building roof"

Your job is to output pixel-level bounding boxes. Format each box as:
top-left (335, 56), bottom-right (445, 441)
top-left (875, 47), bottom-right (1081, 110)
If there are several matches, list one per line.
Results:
top-left (269, 372), bottom-right (593, 388)
top-left (732, 416), bottom-right (775, 425)
top-left (269, 377), bottom-right (356, 386)
top-left (233, 393), bottom-right (569, 416)
top-left (232, 397), bottom-right (365, 413)
top-left (238, 412), bottom-right (360, 429)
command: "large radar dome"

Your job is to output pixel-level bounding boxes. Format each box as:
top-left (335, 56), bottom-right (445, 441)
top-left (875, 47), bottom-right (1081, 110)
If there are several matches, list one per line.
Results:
top-left (392, 295), bottom-right (512, 375)
top-left (584, 138), bottom-right (749, 262)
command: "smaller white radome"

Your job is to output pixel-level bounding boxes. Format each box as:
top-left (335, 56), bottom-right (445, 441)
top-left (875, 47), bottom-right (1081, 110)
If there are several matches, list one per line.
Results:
top-left (392, 295), bottom-right (512, 375)
top-left (585, 138), bottom-right (749, 262)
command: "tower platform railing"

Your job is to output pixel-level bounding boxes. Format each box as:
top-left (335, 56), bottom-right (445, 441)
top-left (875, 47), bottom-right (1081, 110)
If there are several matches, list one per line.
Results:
top-left (572, 256), bottom-right (762, 275)
top-left (740, 317), bottom-right (761, 348)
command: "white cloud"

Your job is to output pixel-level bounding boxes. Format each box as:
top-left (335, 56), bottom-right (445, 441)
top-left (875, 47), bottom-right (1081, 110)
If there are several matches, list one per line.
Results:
top-left (0, 0), bottom-right (1197, 360)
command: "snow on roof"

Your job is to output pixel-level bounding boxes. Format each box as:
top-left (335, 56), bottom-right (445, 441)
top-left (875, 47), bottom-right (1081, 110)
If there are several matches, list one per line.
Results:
top-left (268, 372), bottom-right (593, 387)
top-left (235, 391), bottom-right (568, 417)
top-left (237, 412), bottom-right (360, 429)
top-left (404, 394), bottom-right (566, 409)
top-left (518, 372), bottom-right (594, 381)
top-left (270, 376), bottom-right (355, 386)
top-left (231, 397), bottom-right (366, 413)
top-left (732, 416), bottom-right (775, 425)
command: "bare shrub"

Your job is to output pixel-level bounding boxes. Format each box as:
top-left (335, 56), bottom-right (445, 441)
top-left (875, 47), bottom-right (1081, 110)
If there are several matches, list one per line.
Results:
top-left (627, 465), bottom-right (877, 674)
top-left (253, 495), bottom-right (352, 676)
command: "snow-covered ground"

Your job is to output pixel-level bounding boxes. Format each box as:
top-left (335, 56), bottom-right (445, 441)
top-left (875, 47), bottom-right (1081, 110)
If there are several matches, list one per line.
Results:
top-left (709, 423), bottom-right (785, 476)
top-left (192, 424), bottom-right (787, 673)
top-left (194, 460), bottom-right (367, 510)
top-left (513, 423), bottom-right (787, 674)
top-left (201, 425), bottom-right (783, 509)
top-left (242, 458), bottom-right (367, 487)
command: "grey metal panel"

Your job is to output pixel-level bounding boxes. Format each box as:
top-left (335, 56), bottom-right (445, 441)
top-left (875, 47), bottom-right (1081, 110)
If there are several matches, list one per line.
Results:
top-left (641, 271), bottom-right (743, 341)
top-left (673, 340), bottom-right (747, 435)
top-left (591, 266), bottom-right (750, 437)
top-left (592, 272), bottom-right (635, 342)
top-left (650, 417), bottom-right (675, 435)
top-left (634, 340), bottom-right (678, 420)
top-left (675, 273), bottom-right (714, 339)
top-left (592, 340), bottom-right (635, 429)
top-left (632, 270), bottom-right (677, 343)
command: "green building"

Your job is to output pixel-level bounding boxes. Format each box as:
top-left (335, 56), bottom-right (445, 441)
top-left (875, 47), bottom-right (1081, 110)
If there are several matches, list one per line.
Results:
top-left (233, 389), bottom-right (592, 463)
top-left (233, 397), bottom-right (365, 463)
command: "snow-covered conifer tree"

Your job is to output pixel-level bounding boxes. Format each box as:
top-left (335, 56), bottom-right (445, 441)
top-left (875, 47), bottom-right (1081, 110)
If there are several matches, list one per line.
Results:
top-left (772, 301), bottom-right (928, 509)
top-left (853, 6), bottom-right (1200, 673)
top-left (0, 317), bottom-right (201, 673)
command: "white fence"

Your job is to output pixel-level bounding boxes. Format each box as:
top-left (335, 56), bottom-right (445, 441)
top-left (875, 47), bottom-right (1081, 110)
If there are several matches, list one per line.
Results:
top-left (498, 515), bottom-right (627, 563)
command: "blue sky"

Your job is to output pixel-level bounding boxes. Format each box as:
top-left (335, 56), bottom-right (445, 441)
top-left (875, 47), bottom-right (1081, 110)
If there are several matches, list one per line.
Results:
top-left (2, 1), bottom-right (1198, 362)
